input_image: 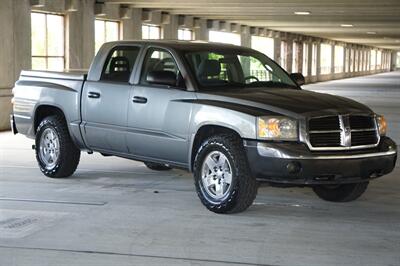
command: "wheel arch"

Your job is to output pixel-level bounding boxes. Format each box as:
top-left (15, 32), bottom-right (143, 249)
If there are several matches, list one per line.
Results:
top-left (189, 124), bottom-right (242, 172)
top-left (34, 104), bottom-right (67, 134)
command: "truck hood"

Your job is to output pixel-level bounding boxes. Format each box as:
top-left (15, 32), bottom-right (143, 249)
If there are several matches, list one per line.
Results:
top-left (197, 88), bottom-right (373, 118)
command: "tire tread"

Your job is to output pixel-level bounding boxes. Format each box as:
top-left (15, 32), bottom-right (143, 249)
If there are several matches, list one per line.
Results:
top-left (313, 182), bottom-right (369, 202)
top-left (35, 115), bottom-right (80, 178)
top-left (194, 134), bottom-right (258, 213)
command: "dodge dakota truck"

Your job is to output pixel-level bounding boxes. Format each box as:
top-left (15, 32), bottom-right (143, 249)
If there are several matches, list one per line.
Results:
top-left (10, 40), bottom-right (397, 213)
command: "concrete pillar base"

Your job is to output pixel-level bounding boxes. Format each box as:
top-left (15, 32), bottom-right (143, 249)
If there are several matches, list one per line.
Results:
top-left (0, 88), bottom-right (12, 131)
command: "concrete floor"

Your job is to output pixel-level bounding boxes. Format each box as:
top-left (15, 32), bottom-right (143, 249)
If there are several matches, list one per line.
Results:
top-left (0, 72), bottom-right (399, 266)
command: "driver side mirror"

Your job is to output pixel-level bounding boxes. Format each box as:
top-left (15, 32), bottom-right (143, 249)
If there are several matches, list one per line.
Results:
top-left (146, 70), bottom-right (177, 87)
top-left (290, 73), bottom-right (305, 86)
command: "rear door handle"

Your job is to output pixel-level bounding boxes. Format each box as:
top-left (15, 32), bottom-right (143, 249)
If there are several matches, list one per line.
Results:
top-left (88, 92), bottom-right (101, 98)
top-left (132, 96), bottom-right (147, 104)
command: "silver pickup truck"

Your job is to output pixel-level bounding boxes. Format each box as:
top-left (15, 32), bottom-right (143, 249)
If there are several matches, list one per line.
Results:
top-left (11, 40), bottom-right (397, 213)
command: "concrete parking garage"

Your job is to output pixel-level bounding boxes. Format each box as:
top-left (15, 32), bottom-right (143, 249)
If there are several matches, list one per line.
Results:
top-left (1, 0), bottom-right (400, 265)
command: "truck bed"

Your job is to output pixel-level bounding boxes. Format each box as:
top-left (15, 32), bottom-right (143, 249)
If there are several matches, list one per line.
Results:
top-left (13, 69), bottom-right (88, 140)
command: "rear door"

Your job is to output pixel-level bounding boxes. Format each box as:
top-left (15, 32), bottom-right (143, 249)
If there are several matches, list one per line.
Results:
top-left (81, 45), bottom-right (141, 153)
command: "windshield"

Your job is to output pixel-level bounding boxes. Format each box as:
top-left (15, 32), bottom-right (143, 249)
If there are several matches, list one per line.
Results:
top-left (185, 50), bottom-right (297, 91)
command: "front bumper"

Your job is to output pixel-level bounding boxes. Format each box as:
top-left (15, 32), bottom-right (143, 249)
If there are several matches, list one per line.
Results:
top-left (10, 114), bottom-right (18, 135)
top-left (244, 137), bottom-right (397, 185)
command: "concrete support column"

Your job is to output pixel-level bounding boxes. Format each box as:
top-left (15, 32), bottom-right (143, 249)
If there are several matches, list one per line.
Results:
top-left (122, 8), bottom-right (142, 40)
top-left (390, 51), bottom-right (397, 71)
top-left (384, 51), bottom-right (389, 71)
top-left (0, 0), bottom-right (31, 131)
top-left (367, 50), bottom-right (371, 71)
top-left (316, 43), bottom-right (322, 79)
top-left (286, 40), bottom-right (293, 73)
top-left (343, 46), bottom-right (347, 75)
top-left (331, 44), bottom-right (335, 74)
top-left (360, 48), bottom-right (364, 72)
top-left (360, 49), bottom-right (364, 72)
top-left (351, 47), bottom-right (356, 74)
top-left (307, 42), bottom-right (313, 78)
top-left (382, 51), bottom-right (386, 70)
top-left (354, 48), bottom-right (358, 73)
top-left (66, 0), bottom-right (95, 69)
top-left (194, 19), bottom-right (209, 41)
top-left (297, 42), bottom-right (303, 74)
top-left (240, 27), bottom-right (251, 48)
top-left (163, 15), bottom-right (178, 40)
top-left (273, 38), bottom-right (281, 63)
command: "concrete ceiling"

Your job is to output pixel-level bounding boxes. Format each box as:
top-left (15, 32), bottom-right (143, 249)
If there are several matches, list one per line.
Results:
top-left (106, 0), bottom-right (400, 50)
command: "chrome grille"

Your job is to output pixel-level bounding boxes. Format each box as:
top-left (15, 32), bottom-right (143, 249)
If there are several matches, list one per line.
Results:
top-left (308, 115), bottom-right (379, 150)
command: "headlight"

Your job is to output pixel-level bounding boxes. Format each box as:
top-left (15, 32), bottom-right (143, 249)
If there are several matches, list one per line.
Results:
top-left (257, 116), bottom-right (298, 140)
top-left (376, 115), bottom-right (387, 136)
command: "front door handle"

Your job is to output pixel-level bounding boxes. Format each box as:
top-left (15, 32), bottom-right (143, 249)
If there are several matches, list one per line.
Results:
top-left (88, 91), bottom-right (101, 99)
top-left (132, 96), bottom-right (147, 104)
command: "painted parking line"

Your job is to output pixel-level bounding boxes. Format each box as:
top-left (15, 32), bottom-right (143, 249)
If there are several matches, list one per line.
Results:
top-left (0, 197), bottom-right (107, 206)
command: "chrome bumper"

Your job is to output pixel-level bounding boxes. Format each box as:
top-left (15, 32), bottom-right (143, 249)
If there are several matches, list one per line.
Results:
top-left (256, 142), bottom-right (397, 160)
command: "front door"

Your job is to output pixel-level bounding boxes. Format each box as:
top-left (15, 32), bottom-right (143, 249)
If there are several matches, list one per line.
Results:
top-left (126, 47), bottom-right (194, 165)
top-left (82, 45), bottom-right (141, 153)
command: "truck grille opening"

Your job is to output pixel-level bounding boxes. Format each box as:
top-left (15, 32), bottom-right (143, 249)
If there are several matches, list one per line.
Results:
top-left (308, 116), bottom-right (340, 131)
top-left (351, 130), bottom-right (378, 146)
top-left (308, 115), bottom-right (379, 150)
top-left (309, 132), bottom-right (341, 147)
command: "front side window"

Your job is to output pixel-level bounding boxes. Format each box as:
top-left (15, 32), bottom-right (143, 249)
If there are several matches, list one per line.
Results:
top-left (185, 50), bottom-right (296, 91)
top-left (101, 46), bottom-right (140, 83)
top-left (31, 12), bottom-right (65, 71)
top-left (140, 49), bottom-right (181, 86)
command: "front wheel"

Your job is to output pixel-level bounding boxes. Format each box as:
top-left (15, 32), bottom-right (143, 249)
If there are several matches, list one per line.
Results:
top-left (35, 115), bottom-right (80, 178)
top-left (194, 134), bottom-right (258, 214)
top-left (312, 182), bottom-right (369, 202)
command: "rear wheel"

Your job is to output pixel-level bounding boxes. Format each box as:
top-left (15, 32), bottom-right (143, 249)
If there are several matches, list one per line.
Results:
top-left (144, 162), bottom-right (172, 171)
top-left (312, 182), bottom-right (369, 202)
top-left (35, 115), bottom-right (80, 178)
top-left (194, 134), bottom-right (258, 214)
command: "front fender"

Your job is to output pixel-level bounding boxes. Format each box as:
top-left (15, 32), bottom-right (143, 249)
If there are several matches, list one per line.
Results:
top-left (187, 104), bottom-right (258, 171)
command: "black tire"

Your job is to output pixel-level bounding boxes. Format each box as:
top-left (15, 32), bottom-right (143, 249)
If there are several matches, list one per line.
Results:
top-left (35, 115), bottom-right (80, 178)
top-left (312, 182), bottom-right (369, 202)
top-left (144, 162), bottom-right (172, 171)
top-left (193, 134), bottom-right (258, 214)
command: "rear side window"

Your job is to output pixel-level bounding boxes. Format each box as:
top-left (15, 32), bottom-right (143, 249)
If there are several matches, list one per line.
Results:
top-left (101, 46), bottom-right (140, 83)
